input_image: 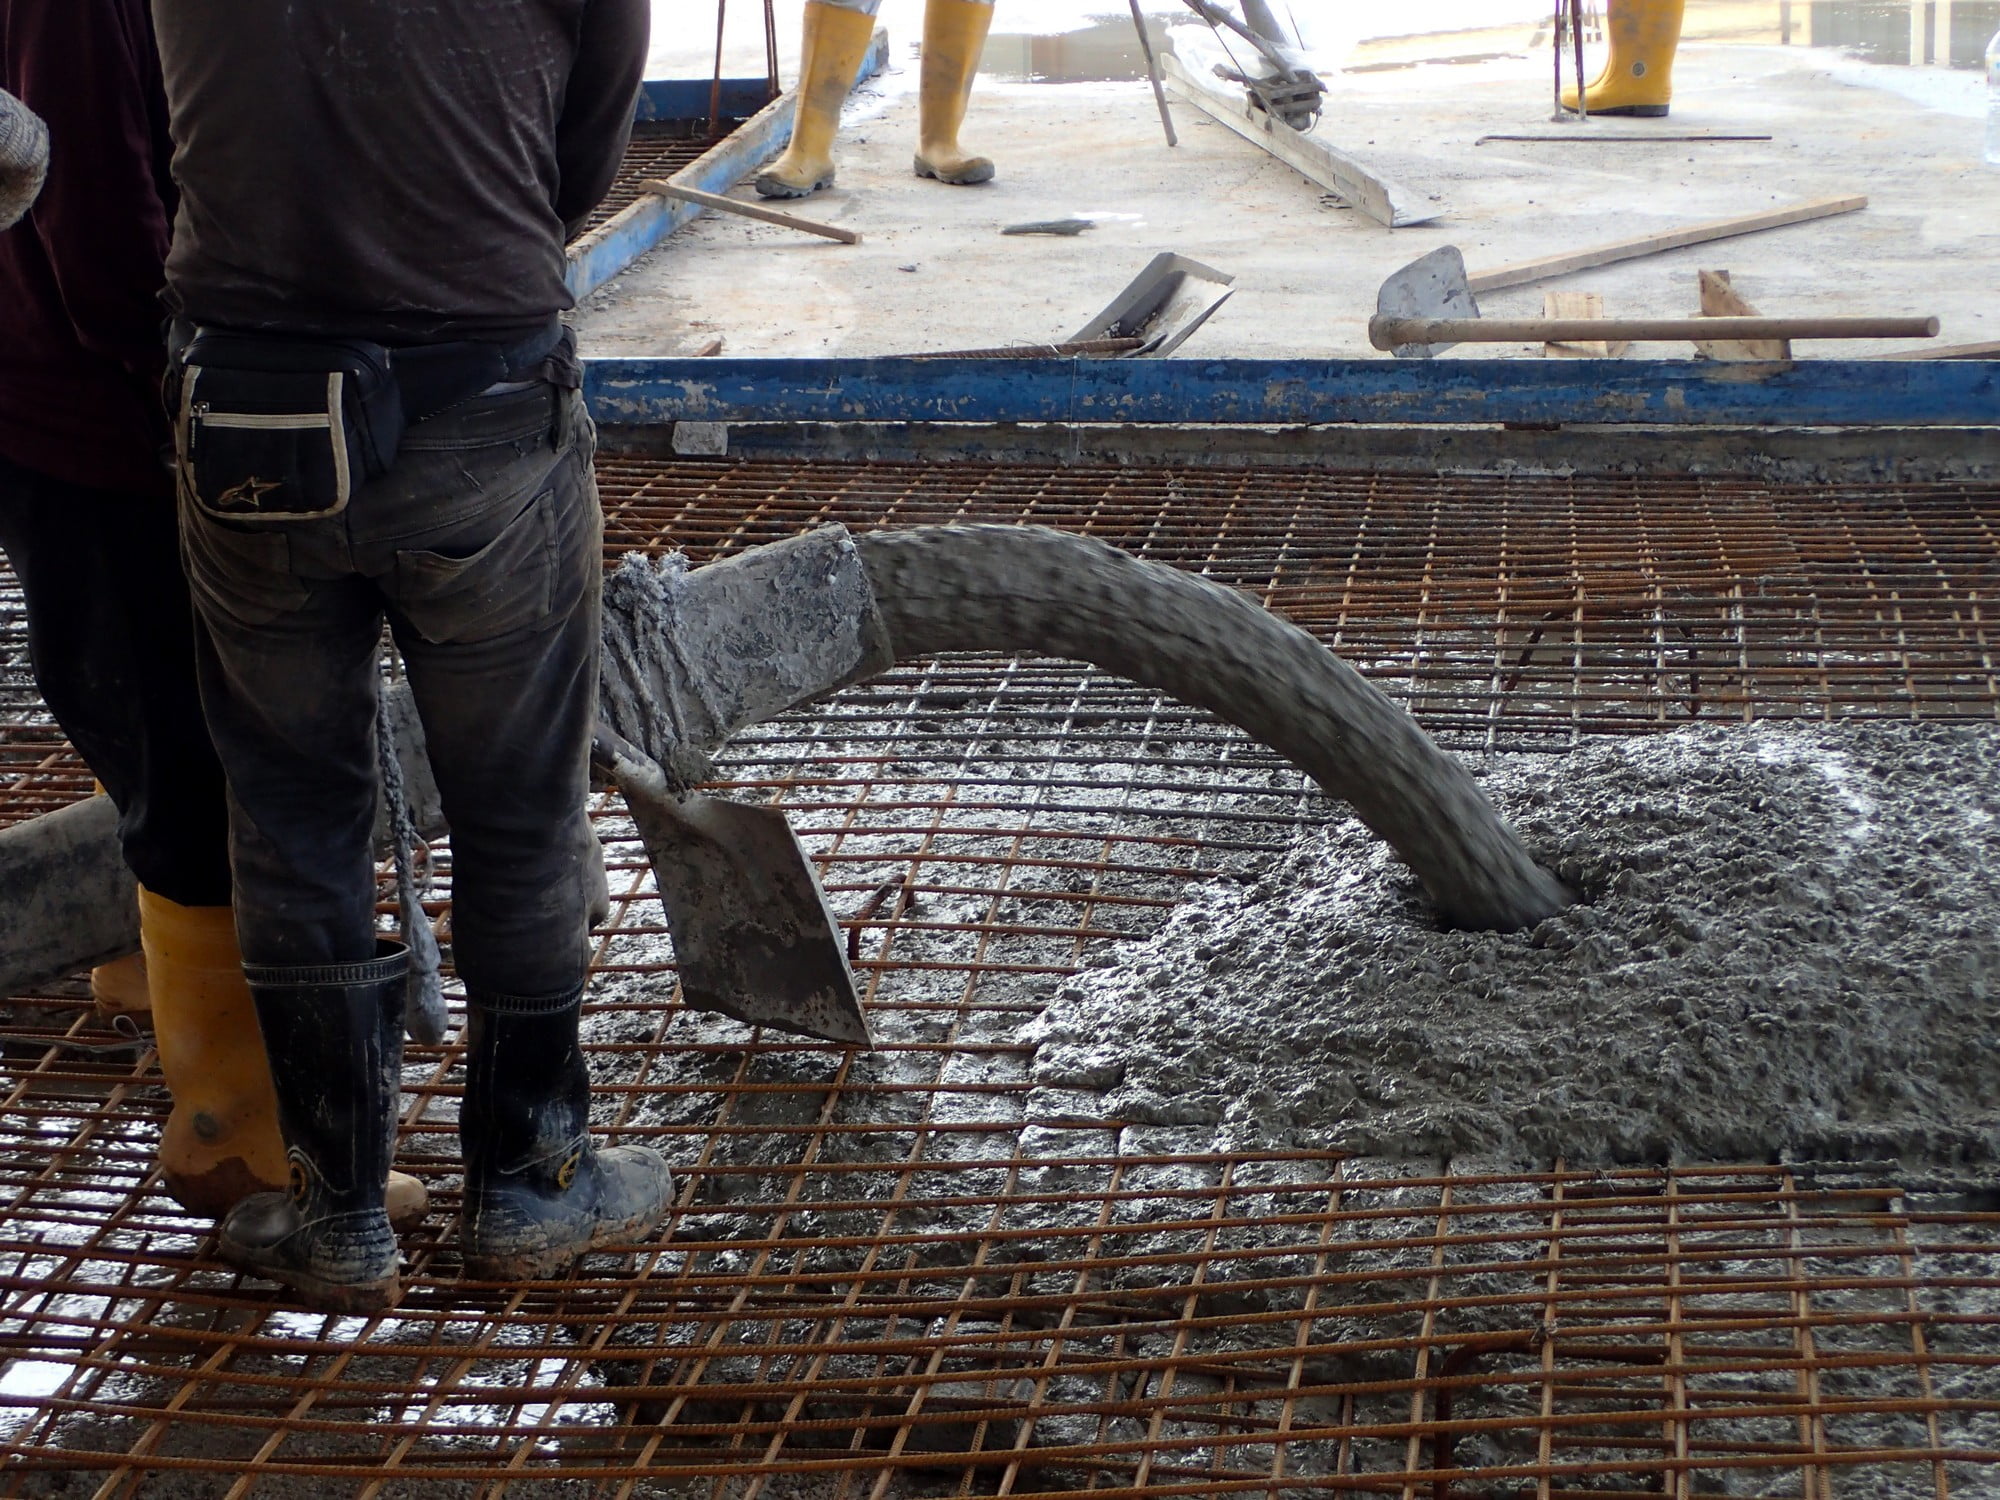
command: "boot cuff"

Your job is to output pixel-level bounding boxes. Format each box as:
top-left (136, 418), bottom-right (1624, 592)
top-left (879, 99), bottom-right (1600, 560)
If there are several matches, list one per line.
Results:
top-left (467, 980), bottom-right (587, 1017)
top-left (244, 939), bottom-right (411, 990)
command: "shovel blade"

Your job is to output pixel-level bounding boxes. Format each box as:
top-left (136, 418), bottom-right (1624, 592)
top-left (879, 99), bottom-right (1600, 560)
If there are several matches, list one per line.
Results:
top-left (618, 781), bottom-right (871, 1046)
top-left (1374, 244), bottom-right (1479, 359)
top-left (1070, 252), bottom-right (1235, 357)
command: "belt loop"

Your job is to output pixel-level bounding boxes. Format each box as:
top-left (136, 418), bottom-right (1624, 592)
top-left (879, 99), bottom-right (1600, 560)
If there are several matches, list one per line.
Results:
top-left (551, 387), bottom-right (574, 452)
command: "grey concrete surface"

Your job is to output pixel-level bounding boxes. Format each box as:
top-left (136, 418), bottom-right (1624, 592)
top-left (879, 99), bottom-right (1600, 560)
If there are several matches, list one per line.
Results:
top-left (581, 24), bottom-right (2000, 361)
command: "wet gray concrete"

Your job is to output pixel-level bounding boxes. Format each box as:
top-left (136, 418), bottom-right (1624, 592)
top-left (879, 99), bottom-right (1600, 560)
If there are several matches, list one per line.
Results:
top-left (1025, 721), bottom-right (2000, 1176)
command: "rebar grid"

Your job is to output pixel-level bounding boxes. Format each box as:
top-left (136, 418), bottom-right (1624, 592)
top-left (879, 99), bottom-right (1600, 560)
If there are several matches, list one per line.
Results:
top-left (593, 456), bottom-right (2000, 751)
top-left (1, 455), bottom-right (1997, 1494)
top-left (571, 124), bottom-right (732, 242)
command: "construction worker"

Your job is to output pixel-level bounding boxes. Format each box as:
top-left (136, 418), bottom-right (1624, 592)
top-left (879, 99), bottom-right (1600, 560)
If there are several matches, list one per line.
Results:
top-left (757, 0), bottom-right (995, 198)
top-left (150, 0), bottom-right (672, 1314)
top-left (1563, 0), bottom-right (1687, 117)
top-left (0, 0), bottom-right (419, 1224)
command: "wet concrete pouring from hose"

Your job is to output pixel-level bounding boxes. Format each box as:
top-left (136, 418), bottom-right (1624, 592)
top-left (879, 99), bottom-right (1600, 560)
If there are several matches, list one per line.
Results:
top-left (596, 718), bottom-right (2000, 1183)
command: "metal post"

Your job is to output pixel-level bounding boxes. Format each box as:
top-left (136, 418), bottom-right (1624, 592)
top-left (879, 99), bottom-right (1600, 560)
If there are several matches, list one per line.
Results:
top-left (1131, 0), bottom-right (1179, 146)
top-left (708, 0), bottom-right (728, 137)
top-left (1570, 0), bottom-right (1589, 118)
top-left (1552, 0), bottom-right (1566, 119)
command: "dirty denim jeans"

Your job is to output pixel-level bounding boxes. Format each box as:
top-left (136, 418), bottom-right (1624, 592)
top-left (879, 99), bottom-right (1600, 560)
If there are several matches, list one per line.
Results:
top-left (177, 383), bottom-right (602, 999)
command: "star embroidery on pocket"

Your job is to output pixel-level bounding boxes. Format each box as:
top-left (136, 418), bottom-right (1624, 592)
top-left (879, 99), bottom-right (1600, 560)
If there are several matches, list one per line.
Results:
top-left (216, 475), bottom-right (284, 509)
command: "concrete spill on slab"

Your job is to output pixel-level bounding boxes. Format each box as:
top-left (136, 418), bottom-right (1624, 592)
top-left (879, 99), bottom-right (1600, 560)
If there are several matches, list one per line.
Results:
top-left (1023, 722), bottom-right (2000, 1174)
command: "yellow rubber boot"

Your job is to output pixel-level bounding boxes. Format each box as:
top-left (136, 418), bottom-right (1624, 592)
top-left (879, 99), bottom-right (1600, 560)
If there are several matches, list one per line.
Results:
top-left (756, 1), bottom-right (878, 199)
top-left (92, 951), bottom-right (151, 1016)
top-left (1562, 0), bottom-right (1684, 117)
top-left (141, 890), bottom-right (432, 1227)
top-left (86, 785), bottom-right (150, 1016)
top-left (141, 889), bottom-right (289, 1216)
top-left (915, 0), bottom-right (996, 184)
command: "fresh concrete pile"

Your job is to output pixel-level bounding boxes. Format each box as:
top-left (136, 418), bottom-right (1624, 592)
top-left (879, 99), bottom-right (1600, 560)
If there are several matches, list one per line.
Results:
top-left (1024, 722), bottom-right (2000, 1175)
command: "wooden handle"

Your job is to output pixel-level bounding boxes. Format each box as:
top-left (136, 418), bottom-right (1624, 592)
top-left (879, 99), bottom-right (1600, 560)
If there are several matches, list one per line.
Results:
top-left (639, 178), bottom-right (860, 244)
top-left (1371, 314), bottom-right (1939, 350)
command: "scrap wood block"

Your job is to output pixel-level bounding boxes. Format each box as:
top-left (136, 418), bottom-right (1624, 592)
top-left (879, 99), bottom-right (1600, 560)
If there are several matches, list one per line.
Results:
top-left (1695, 269), bottom-right (1791, 360)
top-left (1540, 291), bottom-right (1629, 358)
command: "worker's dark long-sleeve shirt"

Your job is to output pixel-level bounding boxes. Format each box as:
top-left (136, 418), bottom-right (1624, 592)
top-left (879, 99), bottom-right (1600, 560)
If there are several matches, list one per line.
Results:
top-left (152, 0), bottom-right (647, 345)
top-left (0, 0), bottom-right (180, 497)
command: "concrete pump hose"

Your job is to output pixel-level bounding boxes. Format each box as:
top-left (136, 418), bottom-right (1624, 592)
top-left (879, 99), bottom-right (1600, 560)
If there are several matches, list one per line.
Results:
top-left (853, 525), bottom-right (1572, 931)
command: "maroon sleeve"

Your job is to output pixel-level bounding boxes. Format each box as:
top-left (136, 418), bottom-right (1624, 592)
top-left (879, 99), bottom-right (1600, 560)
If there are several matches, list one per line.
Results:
top-left (11, 0), bottom-right (174, 389)
top-left (554, 0), bottom-right (648, 237)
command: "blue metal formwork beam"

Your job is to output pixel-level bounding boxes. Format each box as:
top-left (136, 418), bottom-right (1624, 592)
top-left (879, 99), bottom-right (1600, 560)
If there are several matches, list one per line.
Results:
top-left (565, 30), bottom-right (891, 302)
top-left (635, 77), bottom-right (777, 121)
top-left (584, 356), bottom-right (2000, 428)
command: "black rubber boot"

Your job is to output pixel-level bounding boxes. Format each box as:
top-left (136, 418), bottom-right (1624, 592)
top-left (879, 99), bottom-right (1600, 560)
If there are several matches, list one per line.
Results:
top-left (460, 985), bottom-right (672, 1280)
top-left (218, 942), bottom-right (409, 1313)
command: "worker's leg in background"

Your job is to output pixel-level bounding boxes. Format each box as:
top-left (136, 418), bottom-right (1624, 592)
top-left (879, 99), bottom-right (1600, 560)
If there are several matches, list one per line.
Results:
top-left (0, 454), bottom-right (299, 1216)
top-left (914, 0), bottom-right (996, 185)
top-left (379, 385), bottom-right (669, 1278)
top-left (755, 0), bottom-right (880, 199)
top-left (0, 454), bottom-right (233, 913)
top-left (179, 485), bottom-right (423, 1308)
top-left (1563, 0), bottom-right (1685, 116)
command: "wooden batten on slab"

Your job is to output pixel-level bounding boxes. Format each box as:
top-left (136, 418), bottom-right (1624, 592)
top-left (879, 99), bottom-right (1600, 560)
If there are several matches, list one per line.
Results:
top-left (1159, 52), bottom-right (1440, 228)
top-left (1695, 269), bottom-right (1790, 360)
top-left (1540, 291), bottom-right (1630, 358)
top-left (1466, 196), bottom-right (1867, 294)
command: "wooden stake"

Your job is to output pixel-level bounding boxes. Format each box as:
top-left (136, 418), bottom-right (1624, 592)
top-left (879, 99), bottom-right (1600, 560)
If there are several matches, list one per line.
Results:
top-left (1540, 291), bottom-right (1629, 357)
top-left (1694, 270), bottom-right (1790, 361)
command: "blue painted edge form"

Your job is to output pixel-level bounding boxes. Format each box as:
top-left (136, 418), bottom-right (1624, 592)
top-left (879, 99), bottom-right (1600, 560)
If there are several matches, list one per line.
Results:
top-left (565, 29), bottom-right (891, 302)
top-left (583, 356), bottom-right (2000, 428)
top-left (636, 77), bottom-right (776, 121)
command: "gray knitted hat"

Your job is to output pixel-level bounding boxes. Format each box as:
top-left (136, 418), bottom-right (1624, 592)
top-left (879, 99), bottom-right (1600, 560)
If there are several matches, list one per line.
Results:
top-left (0, 86), bottom-right (51, 230)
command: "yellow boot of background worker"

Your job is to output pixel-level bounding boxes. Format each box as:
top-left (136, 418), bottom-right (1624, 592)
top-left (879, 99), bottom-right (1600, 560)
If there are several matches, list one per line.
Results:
top-left (91, 950), bottom-right (150, 1015)
top-left (141, 890), bottom-right (429, 1226)
top-left (755, 0), bottom-right (878, 199)
top-left (914, 0), bottom-right (996, 184)
top-left (88, 783), bottom-right (149, 1015)
top-left (1562, 0), bottom-right (1685, 117)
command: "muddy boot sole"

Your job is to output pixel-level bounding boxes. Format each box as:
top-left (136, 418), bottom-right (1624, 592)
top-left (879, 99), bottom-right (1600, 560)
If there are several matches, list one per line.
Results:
top-left (1565, 101), bottom-right (1669, 116)
top-left (754, 169), bottom-right (834, 199)
top-left (913, 154), bottom-right (994, 185)
top-left (462, 1144), bottom-right (672, 1281)
top-left (461, 1200), bottom-right (664, 1281)
top-left (225, 1256), bottom-right (404, 1314)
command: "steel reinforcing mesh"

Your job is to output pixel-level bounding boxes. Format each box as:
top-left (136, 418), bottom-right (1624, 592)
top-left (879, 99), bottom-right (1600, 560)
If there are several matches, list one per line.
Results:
top-left (1, 454), bottom-right (1996, 1495)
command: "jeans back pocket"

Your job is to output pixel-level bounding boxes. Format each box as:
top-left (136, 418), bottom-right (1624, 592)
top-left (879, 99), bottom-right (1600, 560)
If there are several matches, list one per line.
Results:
top-left (390, 485), bottom-right (562, 646)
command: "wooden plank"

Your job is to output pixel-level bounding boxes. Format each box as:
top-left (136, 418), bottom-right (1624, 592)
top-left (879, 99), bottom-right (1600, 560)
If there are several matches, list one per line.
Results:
top-left (1467, 195), bottom-right (1868, 293)
top-left (639, 179), bottom-right (860, 243)
top-left (581, 355), bottom-right (2000, 428)
top-left (1159, 52), bottom-right (1439, 228)
top-left (1475, 132), bottom-right (1773, 143)
top-left (1540, 291), bottom-right (1630, 358)
top-left (1869, 340), bottom-right (2000, 361)
top-left (1694, 269), bottom-right (1790, 361)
